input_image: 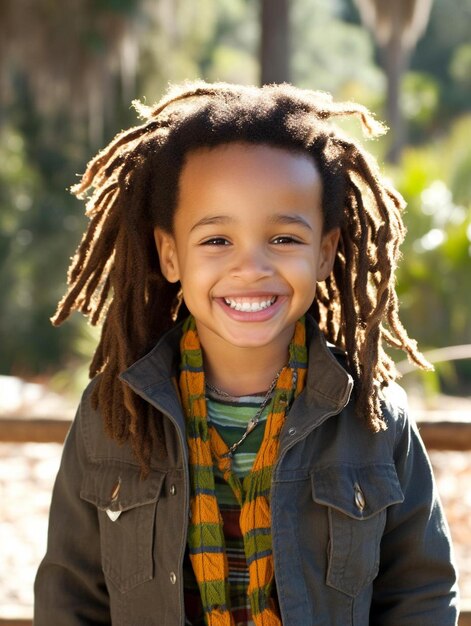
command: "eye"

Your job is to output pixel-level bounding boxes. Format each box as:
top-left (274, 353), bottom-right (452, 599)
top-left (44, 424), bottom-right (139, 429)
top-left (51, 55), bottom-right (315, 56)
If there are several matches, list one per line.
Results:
top-left (271, 235), bottom-right (303, 245)
top-left (200, 236), bottom-right (230, 246)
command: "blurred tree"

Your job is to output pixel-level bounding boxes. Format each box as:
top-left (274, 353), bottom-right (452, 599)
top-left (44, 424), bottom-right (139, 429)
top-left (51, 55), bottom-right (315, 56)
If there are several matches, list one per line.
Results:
top-left (353, 0), bottom-right (433, 162)
top-left (0, 0), bottom-right (141, 144)
top-left (139, 0), bottom-right (258, 96)
top-left (0, 0), bottom-right (146, 376)
top-left (292, 0), bottom-right (383, 108)
top-left (260, 0), bottom-right (290, 84)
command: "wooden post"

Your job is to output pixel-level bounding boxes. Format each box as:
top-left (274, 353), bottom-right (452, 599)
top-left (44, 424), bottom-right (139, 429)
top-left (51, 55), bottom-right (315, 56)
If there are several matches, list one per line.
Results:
top-left (260, 0), bottom-right (290, 84)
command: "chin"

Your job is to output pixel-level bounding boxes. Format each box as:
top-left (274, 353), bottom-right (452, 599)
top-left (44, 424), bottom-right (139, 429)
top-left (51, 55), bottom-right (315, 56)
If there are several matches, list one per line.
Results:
top-left (223, 329), bottom-right (284, 349)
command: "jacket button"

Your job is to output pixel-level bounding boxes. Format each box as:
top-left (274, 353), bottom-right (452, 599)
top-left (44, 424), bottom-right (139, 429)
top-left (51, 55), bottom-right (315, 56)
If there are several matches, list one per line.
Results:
top-left (169, 484), bottom-right (177, 496)
top-left (354, 483), bottom-right (366, 511)
top-left (169, 572), bottom-right (177, 584)
top-left (288, 427), bottom-right (296, 435)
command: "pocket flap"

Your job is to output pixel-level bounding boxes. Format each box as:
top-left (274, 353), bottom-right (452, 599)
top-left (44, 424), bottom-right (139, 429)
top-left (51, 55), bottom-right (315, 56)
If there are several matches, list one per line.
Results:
top-left (80, 463), bottom-right (166, 513)
top-left (311, 463), bottom-right (404, 520)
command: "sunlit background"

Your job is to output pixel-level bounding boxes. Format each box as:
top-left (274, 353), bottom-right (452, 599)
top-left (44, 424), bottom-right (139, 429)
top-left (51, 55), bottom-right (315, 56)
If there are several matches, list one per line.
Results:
top-left (0, 0), bottom-right (470, 621)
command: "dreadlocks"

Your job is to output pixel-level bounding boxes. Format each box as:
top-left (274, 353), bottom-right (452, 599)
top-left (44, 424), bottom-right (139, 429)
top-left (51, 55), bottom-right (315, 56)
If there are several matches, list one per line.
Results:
top-left (53, 81), bottom-right (429, 475)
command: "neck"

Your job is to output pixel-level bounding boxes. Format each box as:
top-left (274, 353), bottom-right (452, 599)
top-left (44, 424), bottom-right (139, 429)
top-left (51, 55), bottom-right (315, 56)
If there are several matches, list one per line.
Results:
top-left (198, 330), bottom-right (293, 397)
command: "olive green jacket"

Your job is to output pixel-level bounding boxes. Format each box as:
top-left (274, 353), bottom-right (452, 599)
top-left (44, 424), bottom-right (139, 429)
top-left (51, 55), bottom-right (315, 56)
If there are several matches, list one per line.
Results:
top-left (34, 318), bottom-right (459, 625)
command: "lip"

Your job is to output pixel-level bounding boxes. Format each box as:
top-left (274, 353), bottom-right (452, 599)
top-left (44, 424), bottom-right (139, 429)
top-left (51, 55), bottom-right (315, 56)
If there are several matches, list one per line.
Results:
top-left (215, 294), bottom-right (286, 322)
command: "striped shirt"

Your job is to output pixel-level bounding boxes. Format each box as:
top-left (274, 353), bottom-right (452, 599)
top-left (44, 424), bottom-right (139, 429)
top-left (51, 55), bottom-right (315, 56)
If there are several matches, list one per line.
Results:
top-left (184, 389), bottom-right (270, 626)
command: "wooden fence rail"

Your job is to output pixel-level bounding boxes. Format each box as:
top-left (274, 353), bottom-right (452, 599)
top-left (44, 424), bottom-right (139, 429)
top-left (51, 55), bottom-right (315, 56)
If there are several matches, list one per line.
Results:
top-left (0, 417), bottom-right (71, 444)
top-left (2, 414), bottom-right (471, 449)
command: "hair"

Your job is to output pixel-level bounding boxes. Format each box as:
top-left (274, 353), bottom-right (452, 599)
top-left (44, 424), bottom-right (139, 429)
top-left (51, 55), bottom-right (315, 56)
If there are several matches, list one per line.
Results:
top-left (53, 81), bottom-right (430, 475)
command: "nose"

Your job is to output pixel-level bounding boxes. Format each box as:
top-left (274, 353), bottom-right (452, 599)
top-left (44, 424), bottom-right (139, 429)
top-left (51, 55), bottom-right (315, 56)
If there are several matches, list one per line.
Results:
top-left (229, 245), bottom-right (273, 282)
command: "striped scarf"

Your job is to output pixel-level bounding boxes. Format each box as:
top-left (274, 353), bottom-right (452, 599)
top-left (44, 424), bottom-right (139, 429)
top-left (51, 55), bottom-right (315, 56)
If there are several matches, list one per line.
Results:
top-left (179, 316), bottom-right (307, 626)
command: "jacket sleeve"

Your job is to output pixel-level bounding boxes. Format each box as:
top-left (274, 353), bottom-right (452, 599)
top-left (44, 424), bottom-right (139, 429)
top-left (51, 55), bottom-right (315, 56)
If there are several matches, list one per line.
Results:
top-left (34, 396), bottom-right (111, 625)
top-left (370, 401), bottom-right (460, 625)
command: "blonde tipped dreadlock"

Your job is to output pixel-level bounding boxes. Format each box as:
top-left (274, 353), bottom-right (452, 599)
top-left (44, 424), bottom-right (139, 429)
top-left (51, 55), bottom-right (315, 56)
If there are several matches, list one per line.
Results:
top-left (53, 81), bottom-right (430, 476)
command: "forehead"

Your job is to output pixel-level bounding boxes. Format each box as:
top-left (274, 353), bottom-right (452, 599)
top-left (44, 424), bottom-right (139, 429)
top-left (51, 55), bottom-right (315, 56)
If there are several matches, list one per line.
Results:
top-left (182, 141), bottom-right (317, 176)
top-left (172, 142), bottom-right (325, 237)
top-left (177, 142), bottom-right (322, 207)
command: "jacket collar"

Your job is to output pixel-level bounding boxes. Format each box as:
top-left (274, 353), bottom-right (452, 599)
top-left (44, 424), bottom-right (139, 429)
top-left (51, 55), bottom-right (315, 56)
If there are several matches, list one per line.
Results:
top-left (119, 321), bottom-right (187, 439)
top-left (119, 316), bottom-right (353, 439)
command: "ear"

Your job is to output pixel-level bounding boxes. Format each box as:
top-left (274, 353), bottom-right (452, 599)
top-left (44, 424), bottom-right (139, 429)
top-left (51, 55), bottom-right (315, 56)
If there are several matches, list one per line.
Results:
top-left (153, 228), bottom-right (180, 283)
top-left (317, 227), bottom-right (340, 281)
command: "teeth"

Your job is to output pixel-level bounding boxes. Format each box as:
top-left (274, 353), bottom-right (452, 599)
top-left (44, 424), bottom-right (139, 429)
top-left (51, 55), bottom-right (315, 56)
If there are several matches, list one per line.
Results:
top-left (224, 297), bottom-right (276, 312)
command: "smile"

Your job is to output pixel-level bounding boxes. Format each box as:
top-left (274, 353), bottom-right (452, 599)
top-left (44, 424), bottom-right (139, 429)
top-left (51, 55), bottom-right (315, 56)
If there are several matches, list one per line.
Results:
top-left (223, 296), bottom-right (277, 312)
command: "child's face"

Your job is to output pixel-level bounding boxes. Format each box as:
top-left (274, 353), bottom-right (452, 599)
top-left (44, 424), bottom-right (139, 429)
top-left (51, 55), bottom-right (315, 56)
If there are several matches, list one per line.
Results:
top-left (155, 142), bottom-right (339, 357)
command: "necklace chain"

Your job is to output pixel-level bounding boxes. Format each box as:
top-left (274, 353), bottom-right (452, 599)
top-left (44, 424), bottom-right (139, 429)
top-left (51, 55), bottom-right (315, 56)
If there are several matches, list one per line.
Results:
top-left (205, 368), bottom-right (288, 458)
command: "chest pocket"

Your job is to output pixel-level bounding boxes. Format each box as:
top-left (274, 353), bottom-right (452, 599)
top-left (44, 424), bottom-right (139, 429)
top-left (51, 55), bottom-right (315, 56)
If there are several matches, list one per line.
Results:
top-left (81, 463), bottom-right (166, 594)
top-left (311, 463), bottom-right (404, 597)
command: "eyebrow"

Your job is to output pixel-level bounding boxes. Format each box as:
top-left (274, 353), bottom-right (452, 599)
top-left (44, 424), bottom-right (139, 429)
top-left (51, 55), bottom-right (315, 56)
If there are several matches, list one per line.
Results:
top-left (189, 212), bottom-right (313, 232)
top-left (268, 213), bottom-right (313, 230)
top-left (190, 215), bottom-right (235, 232)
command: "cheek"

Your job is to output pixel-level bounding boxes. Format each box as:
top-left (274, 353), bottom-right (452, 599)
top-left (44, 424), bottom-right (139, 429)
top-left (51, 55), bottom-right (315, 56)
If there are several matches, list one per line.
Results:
top-left (288, 258), bottom-right (319, 301)
top-left (189, 252), bottom-right (224, 278)
top-left (284, 255), bottom-right (318, 280)
top-left (179, 260), bottom-right (215, 298)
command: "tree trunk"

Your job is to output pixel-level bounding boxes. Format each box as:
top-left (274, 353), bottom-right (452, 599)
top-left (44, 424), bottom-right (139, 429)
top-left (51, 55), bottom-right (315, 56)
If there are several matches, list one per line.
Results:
top-left (260, 0), bottom-right (290, 85)
top-left (383, 36), bottom-right (410, 163)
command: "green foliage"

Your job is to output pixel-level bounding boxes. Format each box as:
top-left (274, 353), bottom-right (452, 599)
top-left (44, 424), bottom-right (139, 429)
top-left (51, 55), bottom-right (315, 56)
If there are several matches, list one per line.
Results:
top-left (412, 0), bottom-right (471, 115)
top-left (450, 43), bottom-right (471, 90)
top-left (390, 115), bottom-right (471, 389)
top-left (292, 0), bottom-right (384, 99)
top-left (402, 71), bottom-right (440, 132)
top-left (138, 0), bottom-right (258, 100)
top-left (0, 120), bottom-right (87, 375)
